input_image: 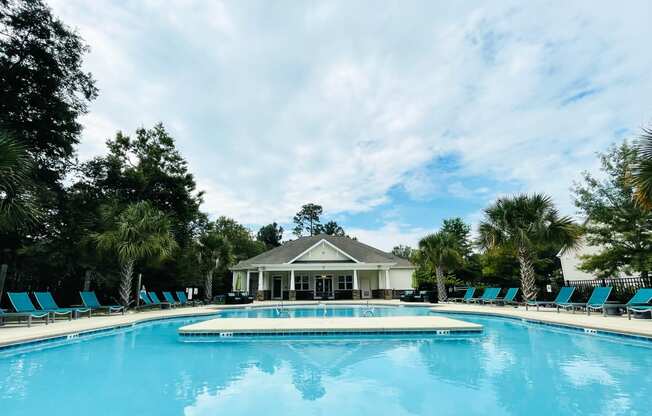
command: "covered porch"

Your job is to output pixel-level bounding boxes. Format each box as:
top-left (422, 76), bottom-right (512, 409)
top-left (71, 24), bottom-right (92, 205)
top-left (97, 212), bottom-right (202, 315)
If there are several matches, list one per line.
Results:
top-left (232, 267), bottom-right (397, 301)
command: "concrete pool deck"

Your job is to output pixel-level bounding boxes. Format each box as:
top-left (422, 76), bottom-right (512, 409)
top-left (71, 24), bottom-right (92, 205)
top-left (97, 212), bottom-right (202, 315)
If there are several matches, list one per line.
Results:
top-left (1, 300), bottom-right (651, 347)
top-left (177, 315), bottom-right (482, 337)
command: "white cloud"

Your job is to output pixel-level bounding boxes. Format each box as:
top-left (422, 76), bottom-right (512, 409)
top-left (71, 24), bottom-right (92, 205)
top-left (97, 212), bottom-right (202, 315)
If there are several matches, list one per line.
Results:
top-left (347, 222), bottom-right (429, 251)
top-left (49, 0), bottom-right (652, 243)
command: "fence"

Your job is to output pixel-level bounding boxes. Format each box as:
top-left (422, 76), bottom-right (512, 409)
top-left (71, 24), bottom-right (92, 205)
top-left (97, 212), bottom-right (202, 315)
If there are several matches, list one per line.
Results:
top-left (566, 276), bottom-right (652, 303)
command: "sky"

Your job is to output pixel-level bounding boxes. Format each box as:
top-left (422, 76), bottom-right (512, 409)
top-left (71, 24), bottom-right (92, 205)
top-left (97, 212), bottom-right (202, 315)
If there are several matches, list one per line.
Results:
top-left (48, 0), bottom-right (652, 250)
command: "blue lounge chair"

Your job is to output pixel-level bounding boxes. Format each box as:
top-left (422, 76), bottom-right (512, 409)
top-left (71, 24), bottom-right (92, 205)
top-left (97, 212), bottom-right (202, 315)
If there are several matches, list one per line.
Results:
top-left (162, 291), bottom-right (182, 307)
top-left (176, 291), bottom-right (200, 306)
top-left (0, 305), bottom-right (50, 327)
top-left (137, 291), bottom-right (159, 309)
top-left (80, 291), bottom-right (125, 315)
top-left (34, 292), bottom-right (92, 319)
top-left (148, 292), bottom-right (172, 308)
top-left (8, 292), bottom-right (73, 321)
top-left (525, 287), bottom-right (576, 311)
top-left (468, 288), bottom-right (501, 304)
top-left (619, 288), bottom-right (652, 320)
top-left (558, 287), bottom-right (612, 315)
top-left (450, 288), bottom-right (475, 303)
top-left (487, 288), bottom-right (519, 306)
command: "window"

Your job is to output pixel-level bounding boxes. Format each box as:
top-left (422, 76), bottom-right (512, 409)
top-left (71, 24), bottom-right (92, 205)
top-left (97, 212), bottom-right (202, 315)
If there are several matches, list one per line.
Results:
top-left (338, 275), bottom-right (353, 290)
top-left (295, 275), bottom-right (309, 291)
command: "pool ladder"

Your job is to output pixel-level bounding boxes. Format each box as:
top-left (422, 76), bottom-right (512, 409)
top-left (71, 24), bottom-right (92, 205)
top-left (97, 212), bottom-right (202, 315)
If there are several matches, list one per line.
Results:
top-left (275, 301), bottom-right (290, 318)
top-left (362, 300), bottom-right (375, 317)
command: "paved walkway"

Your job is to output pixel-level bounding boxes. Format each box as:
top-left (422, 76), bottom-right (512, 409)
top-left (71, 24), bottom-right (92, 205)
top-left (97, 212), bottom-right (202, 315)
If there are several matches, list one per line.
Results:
top-left (1, 299), bottom-right (651, 347)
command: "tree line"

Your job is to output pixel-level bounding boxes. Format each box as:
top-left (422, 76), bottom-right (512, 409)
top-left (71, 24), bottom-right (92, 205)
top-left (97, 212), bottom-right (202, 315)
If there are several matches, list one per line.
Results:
top-left (400, 133), bottom-right (652, 301)
top-left (0, 1), bottom-right (353, 306)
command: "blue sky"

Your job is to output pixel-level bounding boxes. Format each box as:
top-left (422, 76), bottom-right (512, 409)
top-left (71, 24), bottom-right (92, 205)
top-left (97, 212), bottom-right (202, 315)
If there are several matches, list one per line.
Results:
top-left (50, 0), bottom-right (652, 249)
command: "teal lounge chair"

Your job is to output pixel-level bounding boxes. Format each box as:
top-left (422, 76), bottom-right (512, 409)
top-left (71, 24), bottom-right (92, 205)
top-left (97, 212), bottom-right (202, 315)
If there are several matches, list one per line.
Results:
top-left (558, 287), bottom-right (612, 315)
top-left (8, 292), bottom-right (73, 321)
top-left (80, 291), bottom-right (125, 315)
top-left (148, 292), bottom-right (172, 308)
top-left (449, 288), bottom-right (475, 303)
top-left (162, 291), bottom-right (182, 307)
top-left (176, 291), bottom-right (200, 306)
top-left (617, 288), bottom-right (652, 320)
top-left (34, 292), bottom-right (92, 319)
top-left (525, 287), bottom-right (576, 311)
top-left (468, 288), bottom-right (501, 304)
top-left (487, 288), bottom-right (519, 306)
top-left (0, 306), bottom-right (50, 327)
top-left (137, 291), bottom-right (160, 309)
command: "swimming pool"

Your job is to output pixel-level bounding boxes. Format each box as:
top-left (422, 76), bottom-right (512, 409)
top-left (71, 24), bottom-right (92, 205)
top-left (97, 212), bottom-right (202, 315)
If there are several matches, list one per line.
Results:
top-left (1, 306), bottom-right (650, 415)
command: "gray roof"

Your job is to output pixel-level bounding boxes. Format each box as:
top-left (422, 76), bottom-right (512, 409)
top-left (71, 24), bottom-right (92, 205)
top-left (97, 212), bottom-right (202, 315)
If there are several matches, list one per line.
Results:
top-left (232, 234), bottom-right (414, 270)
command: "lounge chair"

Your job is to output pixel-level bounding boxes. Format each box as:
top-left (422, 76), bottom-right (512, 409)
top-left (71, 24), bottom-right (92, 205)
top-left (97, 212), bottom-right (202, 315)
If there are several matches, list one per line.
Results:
top-left (613, 288), bottom-right (652, 320)
top-left (137, 291), bottom-right (161, 309)
top-left (557, 287), bottom-right (612, 315)
top-left (162, 291), bottom-right (182, 307)
top-left (8, 292), bottom-right (73, 321)
top-left (176, 291), bottom-right (200, 306)
top-left (449, 288), bottom-right (475, 303)
top-left (34, 291), bottom-right (92, 319)
top-left (467, 288), bottom-right (501, 304)
top-left (0, 306), bottom-right (50, 327)
top-left (487, 288), bottom-right (519, 306)
top-left (80, 291), bottom-right (125, 315)
top-left (143, 291), bottom-right (171, 309)
top-left (525, 287), bottom-right (575, 311)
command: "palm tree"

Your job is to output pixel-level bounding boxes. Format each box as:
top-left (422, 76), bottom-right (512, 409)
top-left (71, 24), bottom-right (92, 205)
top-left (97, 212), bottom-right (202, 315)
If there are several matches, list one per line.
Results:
top-left (632, 127), bottom-right (652, 209)
top-left (418, 231), bottom-right (463, 302)
top-left (0, 131), bottom-right (39, 232)
top-left (0, 131), bottom-right (40, 301)
top-left (478, 194), bottom-right (580, 301)
top-left (196, 230), bottom-right (234, 301)
top-left (96, 201), bottom-right (178, 306)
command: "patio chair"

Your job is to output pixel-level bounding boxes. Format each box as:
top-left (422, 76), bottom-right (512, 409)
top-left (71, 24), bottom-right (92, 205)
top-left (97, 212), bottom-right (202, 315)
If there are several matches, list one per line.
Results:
top-left (449, 288), bottom-right (475, 303)
top-left (0, 305), bottom-right (50, 327)
top-left (525, 287), bottom-right (575, 311)
top-left (467, 287), bottom-right (501, 304)
top-left (614, 288), bottom-right (652, 320)
top-left (176, 291), bottom-right (200, 306)
top-left (34, 291), bottom-right (92, 319)
top-left (557, 287), bottom-right (612, 315)
top-left (146, 292), bottom-right (171, 309)
top-left (162, 291), bottom-right (182, 307)
top-left (486, 288), bottom-right (519, 306)
top-left (80, 291), bottom-right (125, 315)
top-left (8, 292), bottom-right (73, 321)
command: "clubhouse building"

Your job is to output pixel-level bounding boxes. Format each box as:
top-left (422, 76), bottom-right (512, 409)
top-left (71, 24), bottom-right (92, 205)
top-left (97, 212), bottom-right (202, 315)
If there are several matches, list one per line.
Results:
top-left (230, 234), bottom-right (415, 301)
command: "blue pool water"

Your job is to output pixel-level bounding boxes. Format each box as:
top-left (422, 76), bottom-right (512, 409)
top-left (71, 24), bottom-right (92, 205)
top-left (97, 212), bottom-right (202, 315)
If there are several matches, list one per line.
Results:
top-left (1, 306), bottom-right (651, 415)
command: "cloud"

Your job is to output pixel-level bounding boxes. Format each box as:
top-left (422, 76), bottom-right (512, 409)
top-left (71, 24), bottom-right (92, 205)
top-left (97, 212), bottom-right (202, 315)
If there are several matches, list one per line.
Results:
top-left (49, 0), bottom-right (652, 243)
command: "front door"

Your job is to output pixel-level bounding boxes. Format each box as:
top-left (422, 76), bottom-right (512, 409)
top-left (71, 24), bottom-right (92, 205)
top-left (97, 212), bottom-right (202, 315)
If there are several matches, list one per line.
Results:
top-left (272, 276), bottom-right (282, 299)
top-left (360, 277), bottom-right (371, 299)
top-left (315, 275), bottom-right (333, 299)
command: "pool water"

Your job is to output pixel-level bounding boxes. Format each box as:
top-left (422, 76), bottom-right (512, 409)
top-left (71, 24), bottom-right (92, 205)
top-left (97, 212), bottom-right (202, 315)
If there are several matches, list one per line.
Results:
top-left (1, 306), bottom-right (651, 415)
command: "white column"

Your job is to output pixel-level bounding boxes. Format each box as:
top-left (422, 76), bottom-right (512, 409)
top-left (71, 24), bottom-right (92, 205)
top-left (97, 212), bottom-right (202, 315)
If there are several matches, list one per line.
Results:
top-left (353, 269), bottom-right (359, 290)
top-left (378, 270), bottom-right (382, 288)
top-left (385, 269), bottom-right (390, 289)
top-left (245, 270), bottom-right (250, 291)
top-left (258, 268), bottom-right (264, 291)
top-left (245, 270), bottom-right (250, 293)
top-left (290, 269), bottom-right (295, 290)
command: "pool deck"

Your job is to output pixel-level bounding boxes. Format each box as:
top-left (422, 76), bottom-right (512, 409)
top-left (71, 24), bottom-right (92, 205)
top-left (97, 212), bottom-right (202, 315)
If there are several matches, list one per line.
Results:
top-left (177, 315), bottom-right (482, 336)
top-left (1, 300), bottom-right (651, 347)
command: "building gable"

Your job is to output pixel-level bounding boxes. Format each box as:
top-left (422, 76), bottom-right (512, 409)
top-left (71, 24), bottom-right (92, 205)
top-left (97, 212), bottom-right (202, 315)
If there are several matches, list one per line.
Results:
top-left (290, 239), bottom-right (358, 263)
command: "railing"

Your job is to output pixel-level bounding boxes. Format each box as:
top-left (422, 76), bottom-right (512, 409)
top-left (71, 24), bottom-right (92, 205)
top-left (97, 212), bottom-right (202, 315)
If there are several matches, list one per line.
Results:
top-left (565, 276), bottom-right (652, 303)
